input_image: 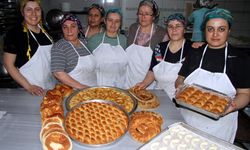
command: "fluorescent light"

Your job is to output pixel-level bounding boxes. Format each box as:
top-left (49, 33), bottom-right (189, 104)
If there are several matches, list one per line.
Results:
top-left (106, 0), bottom-right (114, 3)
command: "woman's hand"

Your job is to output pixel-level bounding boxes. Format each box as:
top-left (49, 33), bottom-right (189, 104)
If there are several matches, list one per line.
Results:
top-left (192, 42), bottom-right (205, 48)
top-left (135, 82), bottom-right (147, 90)
top-left (26, 85), bottom-right (45, 96)
top-left (223, 88), bottom-right (250, 116)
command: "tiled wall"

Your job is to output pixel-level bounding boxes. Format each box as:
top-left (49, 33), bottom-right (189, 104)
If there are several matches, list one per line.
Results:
top-left (42, 0), bottom-right (250, 39)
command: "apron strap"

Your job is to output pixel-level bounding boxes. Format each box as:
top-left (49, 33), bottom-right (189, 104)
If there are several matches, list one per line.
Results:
top-left (163, 39), bottom-right (185, 62)
top-left (133, 24), bottom-right (154, 48)
top-left (68, 40), bottom-right (92, 57)
top-left (29, 25), bottom-right (53, 46)
top-left (199, 43), bottom-right (228, 73)
top-left (85, 26), bottom-right (89, 37)
top-left (102, 32), bottom-right (120, 45)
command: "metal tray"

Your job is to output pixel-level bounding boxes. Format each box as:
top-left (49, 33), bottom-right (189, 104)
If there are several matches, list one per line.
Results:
top-left (174, 84), bottom-right (231, 120)
top-left (65, 86), bottom-right (137, 115)
top-left (64, 99), bottom-right (129, 147)
top-left (138, 122), bottom-right (243, 150)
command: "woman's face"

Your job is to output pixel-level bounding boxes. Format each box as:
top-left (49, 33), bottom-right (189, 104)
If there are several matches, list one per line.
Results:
top-left (88, 8), bottom-right (103, 27)
top-left (62, 20), bottom-right (80, 42)
top-left (22, 1), bottom-right (41, 27)
top-left (206, 18), bottom-right (230, 49)
top-left (105, 13), bottom-right (121, 36)
top-left (167, 20), bottom-right (185, 41)
top-left (138, 5), bottom-right (154, 27)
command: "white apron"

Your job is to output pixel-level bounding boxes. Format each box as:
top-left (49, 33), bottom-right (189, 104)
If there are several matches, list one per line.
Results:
top-left (153, 40), bottom-right (185, 99)
top-left (125, 24), bottom-right (156, 89)
top-left (68, 41), bottom-right (97, 86)
top-left (19, 27), bottom-right (55, 89)
top-left (181, 43), bottom-right (238, 143)
top-left (93, 33), bottom-right (128, 88)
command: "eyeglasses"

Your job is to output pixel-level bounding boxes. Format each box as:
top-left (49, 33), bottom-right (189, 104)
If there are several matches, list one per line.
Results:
top-left (167, 25), bottom-right (184, 30)
top-left (137, 13), bottom-right (153, 17)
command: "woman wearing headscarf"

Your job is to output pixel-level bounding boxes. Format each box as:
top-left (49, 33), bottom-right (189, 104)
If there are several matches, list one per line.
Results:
top-left (125, 0), bottom-right (167, 89)
top-left (188, 0), bottom-right (216, 48)
top-left (175, 8), bottom-right (250, 142)
top-left (87, 8), bottom-right (127, 88)
top-left (136, 13), bottom-right (192, 99)
top-left (84, 3), bottom-right (105, 39)
top-left (51, 14), bottom-right (96, 89)
top-left (3, 0), bottom-right (54, 96)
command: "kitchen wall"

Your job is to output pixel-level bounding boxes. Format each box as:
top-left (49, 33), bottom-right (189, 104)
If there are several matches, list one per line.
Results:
top-left (41, 0), bottom-right (250, 39)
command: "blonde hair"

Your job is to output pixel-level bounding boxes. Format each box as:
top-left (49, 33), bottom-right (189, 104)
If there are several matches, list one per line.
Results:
top-left (20, 0), bottom-right (41, 13)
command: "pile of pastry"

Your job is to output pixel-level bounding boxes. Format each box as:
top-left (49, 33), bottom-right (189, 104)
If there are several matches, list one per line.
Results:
top-left (64, 100), bottom-right (129, 145)
top-left (129, 87), bottom-right (160, 109)
top-left (40, 84), bottom-right (73, 150)
top-left (176, 86), bottom-right (229, 114)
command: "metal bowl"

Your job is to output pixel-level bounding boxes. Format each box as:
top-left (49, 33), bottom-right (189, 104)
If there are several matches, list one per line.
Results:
top-left (65, 86), bottom-right (137, 115)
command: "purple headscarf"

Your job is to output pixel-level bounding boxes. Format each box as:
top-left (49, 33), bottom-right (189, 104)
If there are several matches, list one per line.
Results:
top-left (61, 14), bottom-right (84, 37)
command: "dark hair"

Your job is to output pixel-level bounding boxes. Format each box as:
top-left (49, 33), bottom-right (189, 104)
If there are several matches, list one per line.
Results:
top-left (88, 3), bottom-right (105, 17)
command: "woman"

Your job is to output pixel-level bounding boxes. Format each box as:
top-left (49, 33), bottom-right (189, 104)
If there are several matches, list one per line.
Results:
top-left (175, 8), bottom-right (250, 142)
top-left (188, 0), bottom-right (216, 48)
top-left (87, 9), bottom-right (127, 88)
top-left (84, 4), bottom-right (105, 39)
top-left (136, 13), bottom-right (192, 99)
top-left (3, 0), bottom-right (54, 96)
top-left (51, 14), bottom-right (96, 89)
top-left (125, 0), bottom-right (167, 89)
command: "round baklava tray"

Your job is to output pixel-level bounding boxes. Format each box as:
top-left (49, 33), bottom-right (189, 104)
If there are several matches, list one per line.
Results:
top-left (65, 86), bottom-right (137, 115)
top-left (64, 100), bottom-right (129, 147)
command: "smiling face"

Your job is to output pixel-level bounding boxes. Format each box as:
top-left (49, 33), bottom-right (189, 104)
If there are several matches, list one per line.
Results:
top-left (137, 5), bottom-right (155, 28)
top-left (62, 20), bottom-right (80, 43)
top-left (105, 12), bottom-right (121, 37)
top-left (22, 1), bottom-right (41, 28)
top-left (205, 18), bottom-right (230, 49)
top-left (167, 20), bottom-right (185, 41)
top-left (88, 8), bottom-right (103, 28)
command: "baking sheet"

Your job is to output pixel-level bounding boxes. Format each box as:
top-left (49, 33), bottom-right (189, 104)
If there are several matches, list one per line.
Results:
top-left (174, 84), bottom-right (231, 120)
top-left (138, 122), bottom-right (243, 150)
top-left (65, 86), bottom-right (137, 115)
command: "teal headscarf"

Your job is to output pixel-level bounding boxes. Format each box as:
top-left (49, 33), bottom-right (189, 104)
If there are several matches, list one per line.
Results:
top-left (202, 8), bottom-right (233, 30)
top-left (105, 8), bottom-right (123, 20)
top-left (165, 13), bottom-right (186, 26)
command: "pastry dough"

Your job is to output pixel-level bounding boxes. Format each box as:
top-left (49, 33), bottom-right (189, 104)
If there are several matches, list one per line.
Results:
top-left (43, 131), bottom-right (72, 150)
top-left (65, 101), bottom-right (129, 145)
top-left (129, 111), bottom-right (163, 143)
top-left (176, 86), bottom-right (229, 114)
top-left (40, 86), bottom-right (72, 150)
top-left (129, 87), bottom-right (159, 109)
top-left (55, 84), bottom-right (73, 98)
top-left (68, 87), bottom-right (134, 113)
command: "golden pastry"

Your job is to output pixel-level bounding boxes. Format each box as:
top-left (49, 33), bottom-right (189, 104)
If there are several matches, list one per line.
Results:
top-left (129, 87), bottom-right (159, 109)
top-left (68, 87), bottom-right (134, 113)
top-left (129, 111), bottom-right (163, 143)
top-left (65, 101), bottom-right (129, 145)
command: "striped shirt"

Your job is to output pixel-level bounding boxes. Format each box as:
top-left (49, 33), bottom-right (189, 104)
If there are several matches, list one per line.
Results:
top-left (51, 38), bottom-right (91, 73)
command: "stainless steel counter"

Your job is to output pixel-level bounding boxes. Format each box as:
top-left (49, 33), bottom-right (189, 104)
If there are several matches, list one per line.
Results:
top-left (0, 88), bottom-right (184, 150)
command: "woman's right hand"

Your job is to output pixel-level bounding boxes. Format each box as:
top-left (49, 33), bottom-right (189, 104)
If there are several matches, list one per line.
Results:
top-left (135, 82), bottom-right (147, 90)
top-left (26, 85), bottom-right (45, 96)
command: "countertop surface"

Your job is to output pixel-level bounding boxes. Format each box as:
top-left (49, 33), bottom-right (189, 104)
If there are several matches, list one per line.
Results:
top-left (0, 88), bottom-right (184, 150)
